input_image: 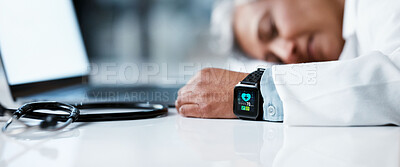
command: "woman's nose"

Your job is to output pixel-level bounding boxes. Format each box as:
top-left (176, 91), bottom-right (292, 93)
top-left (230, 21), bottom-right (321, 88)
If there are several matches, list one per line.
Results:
top-left (269, 38), bottom-right (298, 63)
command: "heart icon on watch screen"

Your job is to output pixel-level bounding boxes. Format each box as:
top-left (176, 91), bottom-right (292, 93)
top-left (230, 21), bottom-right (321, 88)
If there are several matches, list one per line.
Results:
top-left (241, 93), bottom-right (251, 102)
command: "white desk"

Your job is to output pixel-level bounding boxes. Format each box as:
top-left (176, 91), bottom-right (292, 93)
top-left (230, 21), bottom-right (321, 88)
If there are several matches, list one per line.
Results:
top-left (0, 109), bottom-right (399, 167)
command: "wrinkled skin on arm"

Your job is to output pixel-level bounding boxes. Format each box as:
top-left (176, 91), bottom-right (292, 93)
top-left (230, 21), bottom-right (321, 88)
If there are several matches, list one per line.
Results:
top-left (175, 68), bottom-right (248, 119)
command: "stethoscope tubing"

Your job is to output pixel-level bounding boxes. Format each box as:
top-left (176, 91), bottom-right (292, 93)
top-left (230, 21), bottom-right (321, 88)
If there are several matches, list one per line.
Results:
top-left (20, 107), bottom-right (168, 122)
top-left (1, 101), bottom-right (168, 134)
top-left (4, 102), bottom-right (168, 122)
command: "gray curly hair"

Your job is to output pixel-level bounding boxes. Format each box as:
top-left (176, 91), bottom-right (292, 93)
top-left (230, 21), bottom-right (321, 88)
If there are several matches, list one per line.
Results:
top-left (209, 0), bottom-right (273, 72)
top-left (210, 0), bottom-right (257, 57)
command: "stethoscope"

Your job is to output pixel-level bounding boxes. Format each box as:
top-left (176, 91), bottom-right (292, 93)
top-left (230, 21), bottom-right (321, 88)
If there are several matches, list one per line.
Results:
top-left (1, 101), bottom-right (168, 134)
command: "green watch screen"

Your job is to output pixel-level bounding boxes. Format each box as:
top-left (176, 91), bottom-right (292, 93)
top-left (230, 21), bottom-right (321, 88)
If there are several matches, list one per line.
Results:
top-left (236, 90), bottom-right (256, 112)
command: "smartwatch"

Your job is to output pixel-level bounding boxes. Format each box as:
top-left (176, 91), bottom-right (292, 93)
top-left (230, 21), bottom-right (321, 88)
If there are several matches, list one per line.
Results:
top-left (233, 68), bottom-right (265, 120)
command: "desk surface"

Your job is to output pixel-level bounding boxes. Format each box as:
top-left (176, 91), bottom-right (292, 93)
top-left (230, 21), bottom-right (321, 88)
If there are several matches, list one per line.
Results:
top-left (0, 109), bottom-right (399, 167)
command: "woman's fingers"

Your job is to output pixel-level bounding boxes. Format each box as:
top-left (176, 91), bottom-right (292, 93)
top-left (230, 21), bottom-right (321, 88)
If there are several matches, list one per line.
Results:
top-left (178, 104), bottom-right (201, 117)
top-left (175, 91), bottom-right (196, 109)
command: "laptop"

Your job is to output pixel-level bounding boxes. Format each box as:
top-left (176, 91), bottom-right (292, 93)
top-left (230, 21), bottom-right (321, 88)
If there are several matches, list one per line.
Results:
top-left (0, 0), bottom-right (180, 107)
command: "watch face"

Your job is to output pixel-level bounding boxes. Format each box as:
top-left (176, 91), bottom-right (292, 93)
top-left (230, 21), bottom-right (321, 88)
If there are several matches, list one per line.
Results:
top-left (233, 86), bottom-right (259, 119)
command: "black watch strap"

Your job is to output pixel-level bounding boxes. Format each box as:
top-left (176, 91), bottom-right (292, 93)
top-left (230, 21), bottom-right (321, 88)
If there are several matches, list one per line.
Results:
top-left (241, 68), bottom-right (265, 85)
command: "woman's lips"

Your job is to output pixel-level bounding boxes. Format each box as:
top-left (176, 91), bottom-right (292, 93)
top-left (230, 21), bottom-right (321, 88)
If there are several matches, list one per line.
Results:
top-left (307, 36), bottom-right (316, 61)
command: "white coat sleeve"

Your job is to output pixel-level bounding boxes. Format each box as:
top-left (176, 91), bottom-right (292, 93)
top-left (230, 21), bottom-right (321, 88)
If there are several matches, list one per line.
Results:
top-left (272, 49), bottom-right (400, 126)
top-left (271, 0), bottom-right (400, 126)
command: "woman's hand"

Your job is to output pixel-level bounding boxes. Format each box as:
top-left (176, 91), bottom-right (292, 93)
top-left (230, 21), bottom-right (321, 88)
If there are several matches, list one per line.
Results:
top-left (175, 68), bottom-right (248, 119)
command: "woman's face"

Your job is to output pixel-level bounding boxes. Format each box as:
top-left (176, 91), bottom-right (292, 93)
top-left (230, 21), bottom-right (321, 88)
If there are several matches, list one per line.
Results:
top-left (234, 0), bottom-right (345, 64)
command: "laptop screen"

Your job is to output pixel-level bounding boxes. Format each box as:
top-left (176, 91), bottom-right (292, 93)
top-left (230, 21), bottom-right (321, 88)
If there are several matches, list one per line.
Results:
top-left (0, 0), bottom-right (89, 86)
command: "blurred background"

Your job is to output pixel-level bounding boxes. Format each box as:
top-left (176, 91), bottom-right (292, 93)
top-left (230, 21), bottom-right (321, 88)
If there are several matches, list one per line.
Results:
top-left (74, 0), bottom-right (214, 63)
top-left (73, 0), bottom-right (269, 85)
top-left (74, 0), bottom-right (222, 84)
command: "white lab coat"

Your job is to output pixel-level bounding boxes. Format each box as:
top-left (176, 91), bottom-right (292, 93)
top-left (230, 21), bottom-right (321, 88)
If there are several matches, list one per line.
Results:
top-left (273, 0), bottom-right (400, 126)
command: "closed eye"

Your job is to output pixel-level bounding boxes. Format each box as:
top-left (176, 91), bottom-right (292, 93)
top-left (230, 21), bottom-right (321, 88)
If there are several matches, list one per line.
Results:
top-left (270, 17), bottom-right (278, 39)
top-left (258, 14), bottom-right (278, 42)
